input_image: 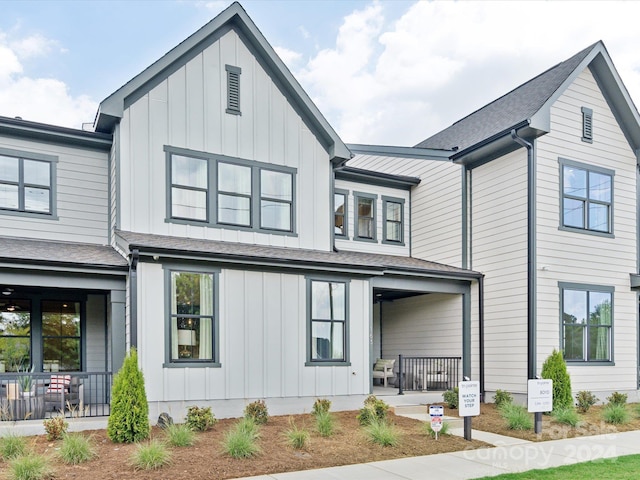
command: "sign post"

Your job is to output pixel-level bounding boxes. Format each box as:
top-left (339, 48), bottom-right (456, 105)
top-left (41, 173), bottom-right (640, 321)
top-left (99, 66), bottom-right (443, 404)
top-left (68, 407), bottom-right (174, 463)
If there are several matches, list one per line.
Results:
top-left (458, 380), bottom-right (480, 441)
top-left (528, 379), bottom-right (553, 434)
top-left (429, 405), bottom-right (444, 440)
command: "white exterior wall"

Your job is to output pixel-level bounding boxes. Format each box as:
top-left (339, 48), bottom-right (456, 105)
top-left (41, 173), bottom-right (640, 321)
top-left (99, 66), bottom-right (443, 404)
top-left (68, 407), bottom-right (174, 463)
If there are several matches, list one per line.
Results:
top-left (536, 67), bottom-right (638, 392)
top-left (118, 28), bottom-right (331, 251)
top-left (0, 136), bottom-right (109, 244)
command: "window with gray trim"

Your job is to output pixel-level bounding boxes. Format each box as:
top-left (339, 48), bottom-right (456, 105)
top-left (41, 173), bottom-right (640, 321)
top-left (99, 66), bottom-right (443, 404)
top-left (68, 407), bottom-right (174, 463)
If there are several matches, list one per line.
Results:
top-left (0, 152), bottom-right (53, 215)
top-left (308, 279), bottom-right (347, 363)
top-left (383, 197), bottom-right (403, 243)
top-left (354, 192), bottom-right (376, 241)
top-left (561, 284), bottom-right (613, 363)
top-left (561, 159), bottom-right (613, 234)
top-left (226, 65), bottom-right (241, 115)
top-left (334, 190), bottom-right (347, 237)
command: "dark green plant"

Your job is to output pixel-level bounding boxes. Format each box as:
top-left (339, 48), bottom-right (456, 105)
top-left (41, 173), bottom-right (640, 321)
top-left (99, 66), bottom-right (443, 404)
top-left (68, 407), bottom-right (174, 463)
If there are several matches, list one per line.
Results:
top-left (493, 389), bottom-right (513, 408)
top-left (312, 398), bottom-right (331, 416)
top-left (551, 407), bottom-right (581, 427)
top-left (244, 400), bottom-right (269, 425)
top-left (59, 433), bottom-right (96, 465)
top-left (43, 415), bottom-right (68, 441)
top-left (540, 349), bottom-right (572, 411)
top-left (602, 404), bottom-right (630, 424)
top-left (185, 406), bottom-right (217, 432)
top-left (575, 390), bottom-right (598, 413)
top-left (356, 395), bottom-right (389, 426)
top-left (607, 392), bottom-right (628, 406)
top-left (499, 403), bottom-right (533, 430)
top-left (107, 347), bottom-right (150, 443)
top-left (442, 387), bottom-right (459, 409)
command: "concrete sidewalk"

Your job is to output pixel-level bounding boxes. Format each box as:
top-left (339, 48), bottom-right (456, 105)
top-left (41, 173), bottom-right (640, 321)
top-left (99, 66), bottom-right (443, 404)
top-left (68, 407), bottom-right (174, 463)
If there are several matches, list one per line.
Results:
top-left (235, 429), bottom-right (640, 479)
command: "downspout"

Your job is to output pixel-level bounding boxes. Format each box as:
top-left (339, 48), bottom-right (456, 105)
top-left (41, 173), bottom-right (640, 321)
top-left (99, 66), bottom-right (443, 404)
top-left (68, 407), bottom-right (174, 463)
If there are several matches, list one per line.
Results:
top-left (479, 274), bottom-right (485, 402)
top-left (130, 248), bottom-right (139, 349)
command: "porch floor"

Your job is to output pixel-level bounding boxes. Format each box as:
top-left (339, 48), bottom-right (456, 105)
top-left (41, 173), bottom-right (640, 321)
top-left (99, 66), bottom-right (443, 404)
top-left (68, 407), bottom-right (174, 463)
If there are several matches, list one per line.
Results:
top-left (372, 385), bottom-right (446, 407)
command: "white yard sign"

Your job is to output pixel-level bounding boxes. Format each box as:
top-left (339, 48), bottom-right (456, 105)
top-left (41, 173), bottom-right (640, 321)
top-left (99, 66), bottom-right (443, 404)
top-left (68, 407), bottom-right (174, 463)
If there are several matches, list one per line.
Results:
top-left (429, 405), bottom-right (444, 439)
top-left (528, 379), bottom-right (553, 413)
top-left (458, 381), bottom-right (480, 416)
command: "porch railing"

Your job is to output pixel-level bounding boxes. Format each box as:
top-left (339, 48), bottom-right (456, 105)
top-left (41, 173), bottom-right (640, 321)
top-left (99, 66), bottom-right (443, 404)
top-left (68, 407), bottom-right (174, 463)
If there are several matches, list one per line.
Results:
top-left (0, 372), bottom-right (112, 421)
top-left (397, 355), bottom-right (461, 394)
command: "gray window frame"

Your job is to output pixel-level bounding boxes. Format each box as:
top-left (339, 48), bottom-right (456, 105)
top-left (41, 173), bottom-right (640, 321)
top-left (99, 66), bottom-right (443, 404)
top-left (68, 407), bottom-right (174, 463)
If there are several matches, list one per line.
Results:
top-left (0, 147), bottom-right (58, 219)
top-left (163, 265), bottom-right (221, 368)
top-left (225, 65), bottom-right (241, 116)
top-left (165, 145), bottom-right (297, 236)
top-left (581, 106), bottom-right (593, 143)
top-left (305, 276), bottom-right (351, 366)
top-left (334, 188), bottom-right (348, 239)
top-left (354, 191), bottom-right (377, 243)
top-left (558, 157), bottom-right (614, 237)
top-left (382, 196), bottom-right (404, 245)
top-left (559, 282), bottom-right (614, 366)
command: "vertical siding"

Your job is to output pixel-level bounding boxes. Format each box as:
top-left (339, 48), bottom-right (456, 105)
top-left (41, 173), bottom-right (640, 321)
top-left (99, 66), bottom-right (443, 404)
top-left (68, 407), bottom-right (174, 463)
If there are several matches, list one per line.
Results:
top-left (536, 67), bottom-right (637, 391)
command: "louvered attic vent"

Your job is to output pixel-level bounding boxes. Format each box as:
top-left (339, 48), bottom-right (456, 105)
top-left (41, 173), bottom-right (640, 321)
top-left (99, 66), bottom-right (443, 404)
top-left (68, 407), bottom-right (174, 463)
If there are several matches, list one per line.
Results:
top-left (582, 106), bottom-right (593, 143)
top-left (226, 65), bottom-right (241, 115)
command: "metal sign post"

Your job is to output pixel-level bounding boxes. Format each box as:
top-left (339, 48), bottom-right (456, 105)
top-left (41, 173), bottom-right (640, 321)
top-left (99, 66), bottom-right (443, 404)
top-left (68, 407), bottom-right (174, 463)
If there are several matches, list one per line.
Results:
top-left (528, 378), bottom-right (553, 434)
top-left (458, 380), bottom-right (480, 441)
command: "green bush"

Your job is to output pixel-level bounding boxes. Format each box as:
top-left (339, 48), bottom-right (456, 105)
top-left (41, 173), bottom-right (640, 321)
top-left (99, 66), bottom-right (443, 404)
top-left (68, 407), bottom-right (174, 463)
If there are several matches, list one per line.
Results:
top-left (442, 387), bottom-right (459, 409)
top-left (284, 419), bottom-right (310, 450)
top-left (356, 395), bottom-right (389, 426)
top-left (575, 390), bottom-right (598, 413)
top-left (364, 418), bottom-right (399, 446)
top-left (493, 390), bottom-right (513, 408)
top-left (607, 392), bottom-right (628, 406)
top-left (312, 398), bottom-right (331, 416)
top-left (315, 410), bottom-right (336, 437)
top-left (602, 404), bottom-right (630, 424)
top-left (223, 420), bottom-right (261, 458)
top-left (0, 434), bottom-right (27, 460)
top-left (499, 403), bottom-right (533, 430)
top-left (107, 348), bottom-right (150, 443)
top-left (58, 433), bottom-right (96, 465)
top-left (130, 439), bottom-right (172, 470)
top-left (541, 349), bottom-right (573, 411)
top-left (164, 423), bottom-right (196, 447)
top-left (551, 407), bottom-right (581, 427)
top-left (185, 406), bottom-right (217, 432)
top-left (236, 417), bottom-right (260, 439)
top-left (424, 420), bottom-right (451, 438)
top-left (244, 400), bottom-right (269, 425)
top-left (43, 416), bottom-right (68, 441)
top-left (8, 453), bottom-right (52, 480)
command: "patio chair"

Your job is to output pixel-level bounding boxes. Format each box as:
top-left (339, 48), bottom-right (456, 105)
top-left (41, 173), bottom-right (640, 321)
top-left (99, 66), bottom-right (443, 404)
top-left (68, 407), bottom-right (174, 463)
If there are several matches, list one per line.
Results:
top-left (372, 358), bottom-right (395, 387)
top-left (43, 375), bottom-right (83, 413)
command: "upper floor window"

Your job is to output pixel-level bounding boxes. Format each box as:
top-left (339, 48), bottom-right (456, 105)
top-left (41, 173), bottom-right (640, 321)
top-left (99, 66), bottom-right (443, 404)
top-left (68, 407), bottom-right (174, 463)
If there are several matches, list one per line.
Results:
top-left (382, 196), bottom-right (404, 244)
top-left (354, 192), bottom-right (376, 242)
top-left (307, 279), bottom-right (349, 365)
top-left (0, 149), bottom-right (56, 216)
top-left (166, 146), bottom-right (296, 235)
top-left (560, 158), bottom-right (613, 235)
top-left (334, 189), bottom-right (348, 237)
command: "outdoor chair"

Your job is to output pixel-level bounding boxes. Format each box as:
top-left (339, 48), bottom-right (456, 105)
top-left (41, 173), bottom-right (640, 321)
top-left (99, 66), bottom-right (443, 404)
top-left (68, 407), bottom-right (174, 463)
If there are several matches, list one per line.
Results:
top-left (42, 375), bottom-right (83, 413)
top-left (372, 358), bottom-right (396, 387)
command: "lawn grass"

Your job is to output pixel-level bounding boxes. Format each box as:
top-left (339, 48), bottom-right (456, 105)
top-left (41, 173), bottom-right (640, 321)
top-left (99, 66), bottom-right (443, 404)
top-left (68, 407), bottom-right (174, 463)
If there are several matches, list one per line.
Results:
top-left (476, 454), bottom-right (640, 479)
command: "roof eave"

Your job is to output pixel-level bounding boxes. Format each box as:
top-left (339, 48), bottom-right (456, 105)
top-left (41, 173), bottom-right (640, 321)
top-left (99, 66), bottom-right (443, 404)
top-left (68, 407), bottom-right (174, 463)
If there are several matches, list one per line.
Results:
top-left (347, 143), bottom-right (453, 161)
top-left (335, 166), bottom-right (420, 189)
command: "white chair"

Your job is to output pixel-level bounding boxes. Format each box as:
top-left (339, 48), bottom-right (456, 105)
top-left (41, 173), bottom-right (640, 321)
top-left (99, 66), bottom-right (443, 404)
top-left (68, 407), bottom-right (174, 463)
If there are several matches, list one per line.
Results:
top-left (372, 359), bottom-right (395, 387)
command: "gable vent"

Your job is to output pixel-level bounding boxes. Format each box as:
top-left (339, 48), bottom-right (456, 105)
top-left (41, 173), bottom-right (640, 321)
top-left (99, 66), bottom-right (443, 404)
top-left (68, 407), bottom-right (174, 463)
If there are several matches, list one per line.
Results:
top-left (582, 107), bottom-right (593, 143)
top-left (226, 65), bottom-right (241, 115)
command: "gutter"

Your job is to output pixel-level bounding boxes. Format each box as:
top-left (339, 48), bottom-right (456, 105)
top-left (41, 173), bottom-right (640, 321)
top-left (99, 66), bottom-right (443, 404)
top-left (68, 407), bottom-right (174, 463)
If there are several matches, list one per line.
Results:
top-left (452, 120), bottom-right (530, 163)
top-left (130, 249), bottom-right (139, 349)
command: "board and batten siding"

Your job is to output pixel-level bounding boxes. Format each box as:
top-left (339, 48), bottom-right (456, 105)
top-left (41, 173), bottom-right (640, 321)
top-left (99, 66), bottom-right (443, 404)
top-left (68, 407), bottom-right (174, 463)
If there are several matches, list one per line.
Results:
top-left (136, 262), bottom-right (370, 404)
top-left (536, 67), bottom-right (638, 392)
top-left (119, 28), bottom-right (331, 251)
top-left (471, 148), bottom-right (529, 393)
top-left (0, 136), bottom-right (109, 244)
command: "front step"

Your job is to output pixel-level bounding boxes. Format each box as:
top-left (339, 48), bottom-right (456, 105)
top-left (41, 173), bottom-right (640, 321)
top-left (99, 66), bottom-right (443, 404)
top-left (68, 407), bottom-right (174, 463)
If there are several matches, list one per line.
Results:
top-left (391, 404), bottom-right (464, 428)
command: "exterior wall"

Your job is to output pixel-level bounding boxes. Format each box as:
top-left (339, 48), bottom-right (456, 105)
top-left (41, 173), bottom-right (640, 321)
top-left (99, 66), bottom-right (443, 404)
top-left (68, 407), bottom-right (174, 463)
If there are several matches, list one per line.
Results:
top-left (334, 178), bottom-right (410, 256)
top-left (0, 136), bottom-right (109, 244)
top-left (119, 28), bottom-right (331, 251)
top-left (536, 67), bottom-right (638, 392)
top-left (86, 294), bottom-right (107, 372)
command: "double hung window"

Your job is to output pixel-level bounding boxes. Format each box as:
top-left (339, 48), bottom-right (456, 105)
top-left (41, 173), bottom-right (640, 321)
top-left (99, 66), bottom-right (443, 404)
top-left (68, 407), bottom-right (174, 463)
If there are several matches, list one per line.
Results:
top-left (354, 192), bottom-right (376, 241)
top-left (334, 190), bottom-right (347, 237)
top-left (382, 197), bottom-right (403, 244)
top-left (308, 279), bottom-right (348, 364)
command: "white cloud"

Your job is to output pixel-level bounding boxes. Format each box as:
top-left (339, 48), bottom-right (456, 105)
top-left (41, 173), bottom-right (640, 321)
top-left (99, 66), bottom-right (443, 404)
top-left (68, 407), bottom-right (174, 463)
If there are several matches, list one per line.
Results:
top-left (9, 33), bottom-right (62, 59)
top-left (274, 46), bottom-right (302, 68)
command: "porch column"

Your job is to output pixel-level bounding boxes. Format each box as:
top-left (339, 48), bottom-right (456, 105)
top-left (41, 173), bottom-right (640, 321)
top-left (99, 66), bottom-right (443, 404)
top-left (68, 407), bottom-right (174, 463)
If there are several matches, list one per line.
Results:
top-left (462, 286), bottom-right (472, 441)
top-left (110, 289), bottom-right (126, 374)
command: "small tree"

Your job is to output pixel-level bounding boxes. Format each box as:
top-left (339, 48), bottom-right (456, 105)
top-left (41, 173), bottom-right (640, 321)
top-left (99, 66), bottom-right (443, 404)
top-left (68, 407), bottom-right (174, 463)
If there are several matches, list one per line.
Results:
top-left (540, 349), bottom-right (572, 411)
top-left (107, 348), bottom-right (150, 443)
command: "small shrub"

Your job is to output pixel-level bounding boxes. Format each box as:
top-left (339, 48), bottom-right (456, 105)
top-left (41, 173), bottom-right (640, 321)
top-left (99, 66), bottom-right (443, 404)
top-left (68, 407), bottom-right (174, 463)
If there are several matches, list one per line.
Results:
top-left (8, 453), bottom-right (52, 480)
top-left (424, 420), bottom-right (451, 438)
top-left (284, 419), bottom-right (310, 450)
top-left (541, 349), bottom-right (573, 411)
top-left (493, 389), bottom-right (513, 408)
top-left (442, 387), bottom-right (459, 409)
top-left (0, 434), bottom-right (27, 460)
top-left (551, 407), bottom-right (581, 427)
top-left (364, 418), bottom-right (399, 446)
top-left (575, 391), bottom-right (598, 413)
top-left (607, 392), bottom-right (628, 406)
top-left (312, 398), bottom-right (331, 416)
top-left (499, 403), bottom-right (533, 431)
top-left (244, 400), bottom-right (269, 425)
top-left (43, 416), bottom-right (68, 441)
top-left (185, 406), bottom-right (216, 432)
top-left (58, 433), bottom-right (96, 465)
top-left (356, 395), bottom-right (389, 426)
top-left (315, 410), bottom-right (336, 437)
top-left (602, 404), bottom-right (630, 424)
top-left (223, 423), bottom-right (261, 458)
top-left (165, 423), bottom-right (196, 447)
top-left (130, 439), bottom-right (172, 470)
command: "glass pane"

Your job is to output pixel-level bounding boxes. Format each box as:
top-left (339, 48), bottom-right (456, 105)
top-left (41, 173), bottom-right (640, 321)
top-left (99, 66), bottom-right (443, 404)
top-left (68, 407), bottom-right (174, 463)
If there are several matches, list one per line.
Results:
top-left (386, 221), bottom-right (401, 241)
top-left (0, 300), bottom-right (31, 371)
top-left (172, 187), bottom-right (206, 221)
top-left (0, 184), bottom-right (19, 209)
top-left (311, 281), bottom-right (345, 320)
top-left (42, 301), bottom-right (80, 337)
top-left (0, 155), bottom-right (18, 182)
top-left (218, 193), bottom-right (250, 225)
top-left (172, 317), bottom-right (213, 360)
top-left (386, 202), bottom-right (401, 222)
top-left (172, 272), bottom-right (213, 316)
top-left (589, 292), bottom-right (612, 325)
top-left (335, 214), bottom-right (344, 235)
top-left (588, 326), bottom-right (610, 361)
top-left (261, 200), bottom-right (290, 230)
top-left (311, 321), bottom-right (344, 360)
top-left (563, 290), bottom-right (587, 325)
top-left (589, 172), bottom-right (611, 202)
top-left (24, 160), bottom-right (50, 186)
top-left (334, 193), bottom-right (345, 213)
top-left (563, 198), bottom-right (584, 228)
top-left (588, 203), bottom-right (609, 232)
top-left (43, 337), bottom-right (80, 371)
top-left (25, 187), bottom-right (50, 212)
top-left (563, 325), bottom-right (584, 360)
top-left (261, 170), bottom-right (291, 201)
top-left (172, 155), bottom-right (207, 188)
top-left (358, 197), bottom-right (373, 218)
top-left (218, 163), bottom-right (251, 195)
top-left (563, 166), bottom-right (586, 198)
top-left (358, 217), bottom-right (373, 238)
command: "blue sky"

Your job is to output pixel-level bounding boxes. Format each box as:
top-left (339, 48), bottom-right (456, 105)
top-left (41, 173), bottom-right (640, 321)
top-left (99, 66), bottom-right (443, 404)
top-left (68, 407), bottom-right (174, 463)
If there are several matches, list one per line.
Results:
top-left (1, 1), bottom-right (640, 145)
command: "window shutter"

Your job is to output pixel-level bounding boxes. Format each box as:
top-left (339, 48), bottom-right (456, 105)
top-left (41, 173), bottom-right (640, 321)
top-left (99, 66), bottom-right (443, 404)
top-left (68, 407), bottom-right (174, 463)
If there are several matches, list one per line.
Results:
top-left (582, 107), bottom-right (593, 142)
top-left (226, 65), bottom-right (241, 115)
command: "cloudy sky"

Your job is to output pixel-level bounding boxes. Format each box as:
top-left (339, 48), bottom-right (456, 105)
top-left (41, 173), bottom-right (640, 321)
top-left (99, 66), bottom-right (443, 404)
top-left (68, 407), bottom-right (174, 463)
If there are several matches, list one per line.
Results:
top-left (1, 1), bottom-right (639, 146)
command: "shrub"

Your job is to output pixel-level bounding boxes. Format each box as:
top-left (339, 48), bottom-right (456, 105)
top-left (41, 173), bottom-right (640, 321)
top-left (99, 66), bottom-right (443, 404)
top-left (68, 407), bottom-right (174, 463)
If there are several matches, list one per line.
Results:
top-left (493, 389), bottom-right (513, 408)
top-left (107, 348), bottom-right (150, 443)
top-left (58, 433), bottom-right (96, 465)
top-left (442, 387), bottom-right (459, 409)
top-left (165, 423), bottom-right (196, 447)
top-left (575, 391), bottom-right (598, 413)
top-left (223, 421), bottom-right (261, 458)
top-left (602, 404), bottom-right (630, 424)
top-left (312, 398), bottom-right (331, 416)
top-left (424, 420), bottom-right (451, 438)
top-left (607, 392), bottom-right (628, 406)
top-left (236, 417), bottom-right (260, 439)
top-left (8, 453), bottom-right (52, 480)
top-left (499, 403), bottom-right (533, 431)
top-left (356, 395), bottom-right (389, 426)
top-left (0, 434), bottom-right (27, 460)
top-left (551, 407), bottom-right (581, 427)
top-left (541, 349), bottom-right (572, 411)
top-left (43, 416), bottom-right (68, 441)
top-left (244, 400), bottom-right (269, 425)
top-left (315, 410), bottom-right (336, 437)
top-left (284, 419), bottom-right (310, 450)
top-left (185, 406), bottom-right (216, 432)
top-left (364, 418), bottom-right (399, 446)
top-left (130, 440), bottom-right (172, 470)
